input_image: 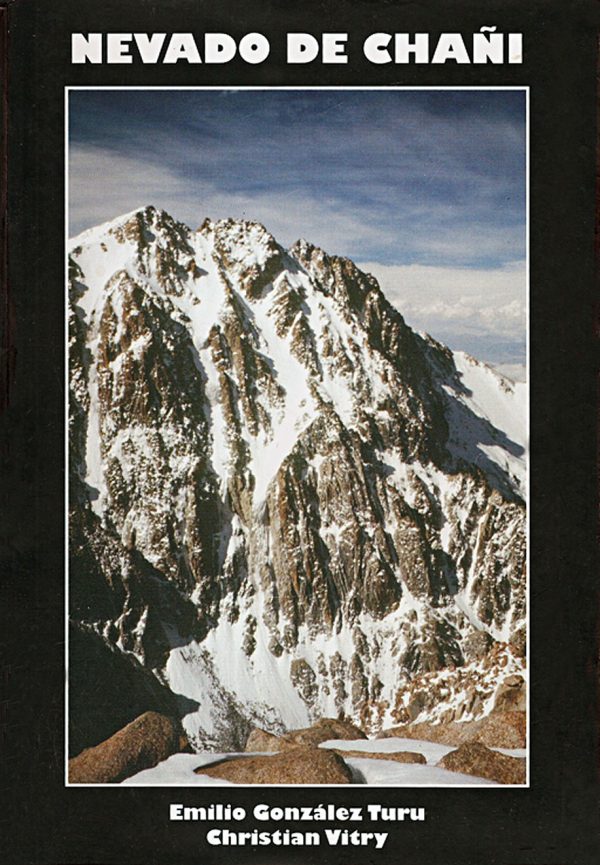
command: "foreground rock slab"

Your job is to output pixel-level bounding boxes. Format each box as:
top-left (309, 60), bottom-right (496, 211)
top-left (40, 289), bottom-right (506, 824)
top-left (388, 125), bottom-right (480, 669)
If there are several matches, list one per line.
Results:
top-left (196, 746), bottom-right (354, 784)
top-left (331, 749), bottom-right (426, 765)
top-left (438, 742), bottom-right (526, 785)
top-left (69, 711), bottom-right (187, 783)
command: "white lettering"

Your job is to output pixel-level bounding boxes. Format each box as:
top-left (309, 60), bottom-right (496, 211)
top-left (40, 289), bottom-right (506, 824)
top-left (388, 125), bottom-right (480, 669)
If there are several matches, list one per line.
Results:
top-left (239, 33), bottom-right (270, 64)
top-left (363, 32), bottom-right (392, 63)
top-left (107, 33), bottom-right (133, 64)
top-left (134, 33), bottom-right (166, 64)
top-left (204, 33), bottom-right (237, 64)
top-left (394, 33), bottom-right (429, 63)
top-left (71, 32), bottom-right (102, 63)
top-left (508, 32), bottom-right (523, 63)
top-left (169, 803), bottom-right (183, 820)
top-left (287, 33), bottom-right (320, 63)
top-left (322, 33), bottom-right (348, 63)
top-left (473, 27), bottom-right (503, 63)
top-left (432, 33), bottom-right (470, 64)
top-left (163, 33), bottom-right (202, 64)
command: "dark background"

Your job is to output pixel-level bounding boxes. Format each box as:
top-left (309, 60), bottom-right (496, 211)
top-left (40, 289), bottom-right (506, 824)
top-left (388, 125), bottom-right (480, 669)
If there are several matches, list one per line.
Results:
top-left (1, 0), bottom-right (599, 863)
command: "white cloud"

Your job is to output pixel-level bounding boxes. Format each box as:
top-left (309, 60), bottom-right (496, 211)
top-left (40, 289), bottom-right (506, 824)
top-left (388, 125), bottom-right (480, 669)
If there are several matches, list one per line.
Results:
top-left (69, 143), bottom-right (523, 267)
top-left (69, 144), bottom-right (387, 257)
top-left (358, 260), bottom-right (526, 364)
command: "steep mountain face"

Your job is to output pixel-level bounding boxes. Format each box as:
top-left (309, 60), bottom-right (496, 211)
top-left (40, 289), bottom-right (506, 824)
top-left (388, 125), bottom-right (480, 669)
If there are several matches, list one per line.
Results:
top-left (68, 206), bottom-right (526, 750)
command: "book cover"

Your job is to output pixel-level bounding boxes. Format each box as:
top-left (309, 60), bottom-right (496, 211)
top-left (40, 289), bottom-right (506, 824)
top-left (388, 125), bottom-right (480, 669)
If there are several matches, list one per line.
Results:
top-left (1, 1), bottom-right (598, 863)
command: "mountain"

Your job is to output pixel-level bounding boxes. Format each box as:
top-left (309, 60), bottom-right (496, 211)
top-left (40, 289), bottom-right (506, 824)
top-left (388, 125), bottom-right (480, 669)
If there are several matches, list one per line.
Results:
top-left (68, 205), bottom-right (527, 752)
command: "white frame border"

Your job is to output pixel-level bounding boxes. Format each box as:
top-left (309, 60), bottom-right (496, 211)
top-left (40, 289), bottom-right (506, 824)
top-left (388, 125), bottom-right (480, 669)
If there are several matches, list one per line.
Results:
top-left (64, 84), bottom-right (530, 789)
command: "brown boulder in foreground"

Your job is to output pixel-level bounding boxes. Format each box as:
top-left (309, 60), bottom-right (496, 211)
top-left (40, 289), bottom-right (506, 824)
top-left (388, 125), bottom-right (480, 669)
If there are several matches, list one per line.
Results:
top-left (69, 711), bottom-right (187, 783)
top-left (331, 749), bottom-right (426, 765)
top-left (438, 741), bottom-right (526, 785)
top-left (196, 746), bottom-right (354, 784)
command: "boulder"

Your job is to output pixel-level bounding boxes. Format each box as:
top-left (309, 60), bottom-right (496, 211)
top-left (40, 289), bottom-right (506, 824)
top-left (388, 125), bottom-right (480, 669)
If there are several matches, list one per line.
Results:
top-left (69, 711), bottom-right (187, 784)
top-left (68, 622), bottom-right (183, 758)
top-left (195, 746), bottom-right (353, 784)
top-left (438, 742), bottom-right (526, 785)
top-left (331, 749), bottom-right (426, 765)
top-left (280, 717), bottom-right (367, 748)
top-left (244, 719), bottom-right (367, 753)
top-left (315, 717), bottom-right (368, 739)
top-left (244, 728), bottom-right (282, 752)
top-left (378, 721), bottom-right (464, 746)
top-left (378, 711), bottom-right (526, 749)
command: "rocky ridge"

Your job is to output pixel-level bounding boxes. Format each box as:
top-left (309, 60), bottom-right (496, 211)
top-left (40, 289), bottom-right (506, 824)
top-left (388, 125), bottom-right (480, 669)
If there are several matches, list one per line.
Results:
top-left (69, 205), bottom-right (527, 750)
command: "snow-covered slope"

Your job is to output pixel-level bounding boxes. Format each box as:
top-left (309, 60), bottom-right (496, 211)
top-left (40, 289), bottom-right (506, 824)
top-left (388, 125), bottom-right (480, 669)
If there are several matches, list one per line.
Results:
top-left (69, 206), bottom-right (526, 750)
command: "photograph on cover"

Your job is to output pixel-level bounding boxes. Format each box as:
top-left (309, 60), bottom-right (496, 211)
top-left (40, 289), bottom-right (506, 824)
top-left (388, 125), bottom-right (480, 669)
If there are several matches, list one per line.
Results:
top-left (66, 87), bottom-right (527, 786)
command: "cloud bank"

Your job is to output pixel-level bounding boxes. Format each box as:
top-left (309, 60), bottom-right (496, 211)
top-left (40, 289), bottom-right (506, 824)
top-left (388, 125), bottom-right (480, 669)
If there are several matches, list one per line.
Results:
top-left (357, 261), bottom-right (526, 366)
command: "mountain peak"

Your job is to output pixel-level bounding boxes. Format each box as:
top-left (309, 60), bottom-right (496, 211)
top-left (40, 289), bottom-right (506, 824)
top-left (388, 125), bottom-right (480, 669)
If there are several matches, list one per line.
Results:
top-left (69, 204), bottom-right (185, 250)
top-left (68, 208), bottom-right (527, 749)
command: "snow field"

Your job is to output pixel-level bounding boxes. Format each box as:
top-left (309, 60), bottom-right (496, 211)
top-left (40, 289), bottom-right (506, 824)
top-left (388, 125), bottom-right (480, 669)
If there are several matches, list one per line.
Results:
top-left (123, 735), bottom-right (525, 786)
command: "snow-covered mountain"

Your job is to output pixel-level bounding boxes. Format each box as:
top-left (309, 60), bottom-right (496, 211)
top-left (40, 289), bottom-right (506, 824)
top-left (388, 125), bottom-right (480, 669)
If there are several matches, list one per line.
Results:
top-left (68, 206), bottom-right (526, 751)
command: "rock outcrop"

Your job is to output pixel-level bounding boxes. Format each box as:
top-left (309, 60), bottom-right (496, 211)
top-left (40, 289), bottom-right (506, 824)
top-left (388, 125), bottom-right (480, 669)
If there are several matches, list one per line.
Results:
top-left (493, 674), bottom-right (527, 713)
top-left (245, 718), bottom-right (367, 752)
top-left (378, 710), bottom-right (526, 749)
top-left (280, 718), bottom-right (367, 748)
top-left (437, 741), bottom-right (526, 784)
top-left (331, 749), bottom-right (426, 765)
top-left (68, 623), bottom-right (185, 757)
top-left (69, 711), bottom-right (188, 783)
top-left (245, 728), bottom-right (282, 753)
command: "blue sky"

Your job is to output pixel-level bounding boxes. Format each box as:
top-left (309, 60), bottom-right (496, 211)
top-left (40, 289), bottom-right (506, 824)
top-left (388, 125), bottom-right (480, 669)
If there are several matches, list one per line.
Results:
top-left (69, 89), bottom-right (526, 366)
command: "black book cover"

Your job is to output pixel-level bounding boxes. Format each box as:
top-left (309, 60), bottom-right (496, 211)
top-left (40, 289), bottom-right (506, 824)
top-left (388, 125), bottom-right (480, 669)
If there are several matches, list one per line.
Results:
top-left (1, 1), bottom-right (598, 863)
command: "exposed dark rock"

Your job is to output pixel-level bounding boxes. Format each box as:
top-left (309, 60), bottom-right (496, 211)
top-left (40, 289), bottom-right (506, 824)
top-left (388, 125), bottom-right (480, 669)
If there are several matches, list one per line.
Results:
top-left (289, 658), bottom-right (319, 707)
top-left (475, 711), bottom-right (526, 748)
top-left (244, 718), bottom-right (367, 753)
top-left (68, 623), bottom-right (185, 757)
